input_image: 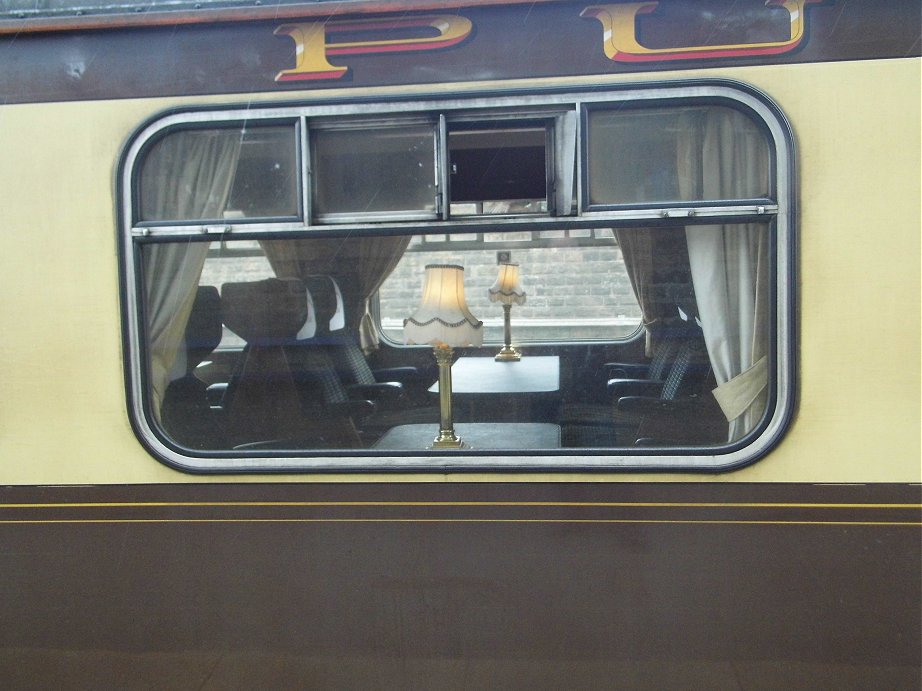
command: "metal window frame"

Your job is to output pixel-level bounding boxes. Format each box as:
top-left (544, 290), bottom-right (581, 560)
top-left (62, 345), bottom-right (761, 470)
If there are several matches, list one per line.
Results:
top-left (118, 78), bottom-right (796, 474)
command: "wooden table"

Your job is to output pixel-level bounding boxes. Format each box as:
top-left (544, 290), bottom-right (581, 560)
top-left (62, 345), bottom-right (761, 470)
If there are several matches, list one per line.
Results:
top-left (373, 422), bottom-right (561, 450)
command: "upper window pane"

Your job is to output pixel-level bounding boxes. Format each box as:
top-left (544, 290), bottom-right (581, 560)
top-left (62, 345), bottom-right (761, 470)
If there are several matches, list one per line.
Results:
top-left (586, 105), bottom-right (771, 206)
top-left (449, 125), bottom-right (548, 216)
top-left (225, 126), bottom-right (299, 219)
top-left (311, 124), bottom-right (437, 218)
top-left (138, 124), bottom-right (298, 222)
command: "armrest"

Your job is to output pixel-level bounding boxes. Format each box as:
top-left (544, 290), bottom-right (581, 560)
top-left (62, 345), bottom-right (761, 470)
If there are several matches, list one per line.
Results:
top-left (616, 395), bottom-right (710, 414)
top-left (371, 366), bottom-right (423, 385)
top-left (205, 382), bottom-right (228, 408)
top-left (346, 382), bottom-right (405, 403)
top-left (606, 378), bottom-right (665, 399)
top-left (327, 398), bottom-right (376, 421)
top-left (602, 362), bottom-right (651, 380)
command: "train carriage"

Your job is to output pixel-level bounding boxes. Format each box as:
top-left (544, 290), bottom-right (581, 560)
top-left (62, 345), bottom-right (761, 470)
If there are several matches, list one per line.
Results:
top-left (0, 0), bottom-right (919, 687)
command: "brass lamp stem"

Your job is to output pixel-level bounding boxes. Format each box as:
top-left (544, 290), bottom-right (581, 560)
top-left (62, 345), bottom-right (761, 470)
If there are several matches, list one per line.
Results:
top-left (494, 303), bottom-right (522, 361)
top-left (432, 344), bottom-right (465, 448)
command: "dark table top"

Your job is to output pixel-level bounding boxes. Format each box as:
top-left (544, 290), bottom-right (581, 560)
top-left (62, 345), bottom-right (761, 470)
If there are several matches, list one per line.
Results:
top-left (429, 355), bottom-right (560, 394)
top-left (373, 422), bottom-right (561, 450)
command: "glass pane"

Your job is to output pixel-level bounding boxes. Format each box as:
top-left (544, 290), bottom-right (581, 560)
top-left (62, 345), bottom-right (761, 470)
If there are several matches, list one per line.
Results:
top-left (138, 124), bottom-right (298, 222)
top-left (587, 105), bottom-right (771, 205)
top-left (142, 222), bottom-right (770, 454)
top-left (378, 230), bottom-right (643, 344)
top-left (448, 125), bottom-right (547, 216)
top-left (311, 125), bottom-right (436, 217)
top-left (225, 126), bottom-right (299, 219)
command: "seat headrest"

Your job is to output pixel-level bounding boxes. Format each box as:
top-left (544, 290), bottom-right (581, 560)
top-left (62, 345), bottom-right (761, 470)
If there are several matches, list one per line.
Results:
top-left (303, 275), bottom-right (340, 335)
top-left (184, 286), bottom-right (223, 369)
top-left (221, 278), bottom-right (308, 344)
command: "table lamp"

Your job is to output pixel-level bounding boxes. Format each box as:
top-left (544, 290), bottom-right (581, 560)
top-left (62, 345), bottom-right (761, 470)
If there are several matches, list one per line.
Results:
top-left (488, 262), bottom-right (527, 361)
top-left (404, 264), bottom-right (483, 448)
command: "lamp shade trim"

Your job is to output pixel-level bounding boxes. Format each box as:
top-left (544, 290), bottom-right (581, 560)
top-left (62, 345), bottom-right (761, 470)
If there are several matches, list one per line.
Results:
top-left (405, 315), bottom-right (483, 329)
top-left (404, 263), bottom-right (484, 348)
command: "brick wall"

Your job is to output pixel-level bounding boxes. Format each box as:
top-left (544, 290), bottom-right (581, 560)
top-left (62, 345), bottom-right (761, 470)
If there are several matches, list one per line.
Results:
top-left (379, 243), bottom-right (643, 342)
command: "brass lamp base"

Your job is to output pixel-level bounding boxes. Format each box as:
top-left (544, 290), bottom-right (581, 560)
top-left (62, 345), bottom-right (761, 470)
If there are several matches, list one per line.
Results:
top-left (494, 345), bottom-right (522, 361)
top-left (431, 431), bottom-right (467, 449)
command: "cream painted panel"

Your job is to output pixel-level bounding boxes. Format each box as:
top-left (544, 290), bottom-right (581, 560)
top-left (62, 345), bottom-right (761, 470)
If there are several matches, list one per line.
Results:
top-left (0, 58), bottom-right (918, 483)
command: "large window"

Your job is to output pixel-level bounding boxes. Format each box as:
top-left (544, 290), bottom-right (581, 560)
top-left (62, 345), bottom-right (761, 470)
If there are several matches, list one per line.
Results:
top-left (120, 83), bottom-right (794, 472)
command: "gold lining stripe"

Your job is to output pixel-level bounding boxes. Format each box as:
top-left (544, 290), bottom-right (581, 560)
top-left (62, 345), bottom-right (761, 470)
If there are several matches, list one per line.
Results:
top-left (0, 518), bottom-right (919, 526)
top-left (1, 501), bottom-right (920, 510)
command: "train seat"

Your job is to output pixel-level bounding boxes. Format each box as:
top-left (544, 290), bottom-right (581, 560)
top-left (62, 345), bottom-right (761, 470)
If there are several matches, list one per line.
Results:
top-left (220, 277), bottom-right (326, 447)
top-left (561, 319), bottom-right (716, 447)
top-left (300, 275), bottom-right (427, 407)
top-left (558, 316), bottom-right (693, 430)
top-left (291, 276), bottom-right (436, 444)
top-left (160, 285), bottom-right (226, 449)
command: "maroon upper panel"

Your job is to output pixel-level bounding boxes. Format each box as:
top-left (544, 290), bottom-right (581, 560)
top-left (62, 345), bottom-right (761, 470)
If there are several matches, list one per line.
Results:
top-left (0, 0), bottom-right (919, 104)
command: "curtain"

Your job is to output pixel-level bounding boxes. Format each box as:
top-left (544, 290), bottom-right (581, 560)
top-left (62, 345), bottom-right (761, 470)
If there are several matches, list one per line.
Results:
top-left (262, 237), bottom-right (345, 280)
top-left (355, 235), bottom-right (412, 353)
top-left (678, 107), bottom-right (771, 441)
top-left (262, 234), bottom-right (411, 353)
top-left (142, 129), bottom-right (242, 415)
top-left (615, 228), bottom-right (658, 356)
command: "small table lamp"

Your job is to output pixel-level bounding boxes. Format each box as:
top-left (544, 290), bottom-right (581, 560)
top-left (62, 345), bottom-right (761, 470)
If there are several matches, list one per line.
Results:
top-left (405, 264), bottom-right (483, 448)
top-left (488, 262), bottom-right (527, 361)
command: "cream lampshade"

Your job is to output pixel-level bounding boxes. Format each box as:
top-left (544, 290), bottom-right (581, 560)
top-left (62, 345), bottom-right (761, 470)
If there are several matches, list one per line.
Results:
top-left (488, 262), bottom-right (527, 361)
top-left (405, 264), bottom-right (483, 448)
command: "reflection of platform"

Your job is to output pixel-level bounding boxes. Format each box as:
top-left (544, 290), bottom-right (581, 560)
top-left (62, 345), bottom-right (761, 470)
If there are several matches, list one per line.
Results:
top-left (373, 422), bottom-right (561, 450)
top-left (429, 355), bottom-right (560, 394)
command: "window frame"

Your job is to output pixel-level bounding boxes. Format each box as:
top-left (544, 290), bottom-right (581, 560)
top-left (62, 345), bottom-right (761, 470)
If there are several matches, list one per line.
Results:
top-left (118, 79), bottom-right (796, 473)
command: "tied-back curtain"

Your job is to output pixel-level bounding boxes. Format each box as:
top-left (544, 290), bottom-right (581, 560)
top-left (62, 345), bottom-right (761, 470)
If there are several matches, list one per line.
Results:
top-left (355, 235), bottom-right (412, 353)
top-left (141, 129), bottom-right (242, 415)
top-left (678, 107), bottom-right (771, 441)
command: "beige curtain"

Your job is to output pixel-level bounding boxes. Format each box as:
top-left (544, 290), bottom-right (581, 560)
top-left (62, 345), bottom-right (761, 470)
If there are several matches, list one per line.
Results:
top-left (355, 235), bottom-right (412, 353)
top-left (142, 129), bottom-right (242, 415)
top-left (262, 234), bottom-right (411, 352)
top-left (678, 107), bottom-right (771, 441)
top-left (262, 237), bottom-right (347, 280)
top-left (615, 228), bottom-right (659, 356)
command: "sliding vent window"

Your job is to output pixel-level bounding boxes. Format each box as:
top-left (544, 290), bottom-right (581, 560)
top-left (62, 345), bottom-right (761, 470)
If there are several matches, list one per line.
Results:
top-left (137, 124), bottom-right (299, 223)
top-left (310, 123), bottom-right (438, 221)
top-left (449, 124), bottom-right (549, 216)
top-left (585, 105), bottom-right (772, 207)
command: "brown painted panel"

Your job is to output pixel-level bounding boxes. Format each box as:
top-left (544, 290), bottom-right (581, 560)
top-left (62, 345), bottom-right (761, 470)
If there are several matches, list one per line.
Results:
top-left (0, 0), bottom-right (919, 104)
top-left (0, 483), bottom-right (919, 687)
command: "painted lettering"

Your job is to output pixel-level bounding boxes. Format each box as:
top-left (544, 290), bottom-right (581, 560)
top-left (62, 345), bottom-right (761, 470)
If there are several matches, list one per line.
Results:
top-left (275, 15), bottom-right (474, 82)
top-left (581, 0), bottom-right (821, 62)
